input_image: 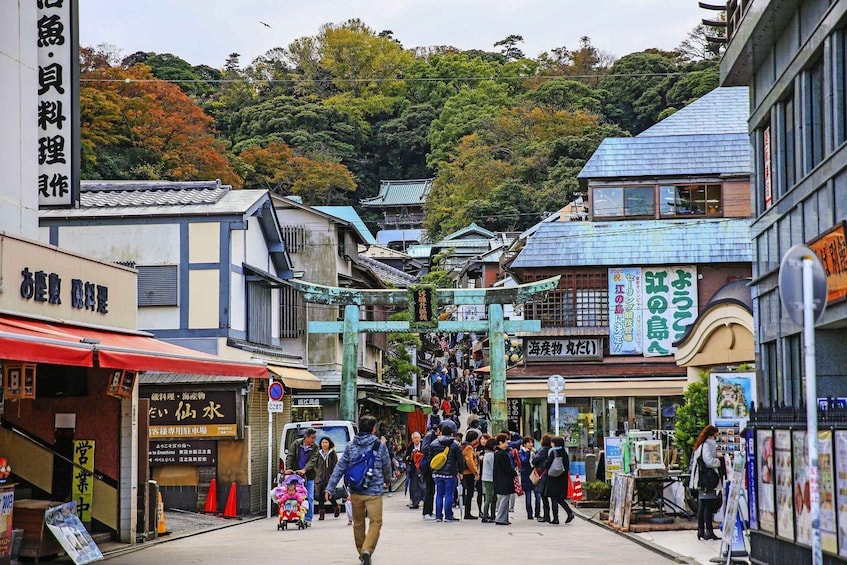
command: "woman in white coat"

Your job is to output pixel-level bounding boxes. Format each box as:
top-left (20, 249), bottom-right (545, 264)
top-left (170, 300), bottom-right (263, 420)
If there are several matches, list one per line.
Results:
top-left (689, 424), bottom-right (722, 540)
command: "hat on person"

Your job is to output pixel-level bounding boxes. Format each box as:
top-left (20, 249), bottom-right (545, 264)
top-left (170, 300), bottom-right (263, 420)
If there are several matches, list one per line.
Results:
top-left (428, 414), bottom-right (441, 429)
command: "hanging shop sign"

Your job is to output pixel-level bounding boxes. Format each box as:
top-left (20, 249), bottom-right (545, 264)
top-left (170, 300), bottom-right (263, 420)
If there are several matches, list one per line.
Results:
top-left (146, 390), bottom-right (239, 439)
top-left (37, 0), bottom-right (79, 208)
top-left (291, 395), bottom-right (338, 408)
top-left (608, 268), bottom-right (642, 355)
top-left (149, 440), bottom-right (217, 466)
top-left (106, 370), bottom-right (136, 400)
top-left (507, 398), bottom-right (521, 433)
top-left (3, 362), bottom-right (37, 400)
top-left (526, 338), bottom-right (602, 361)
top-left (808, 222), bottom-right (847, 305)
top-left (409, 284), bottom-right (438, 329)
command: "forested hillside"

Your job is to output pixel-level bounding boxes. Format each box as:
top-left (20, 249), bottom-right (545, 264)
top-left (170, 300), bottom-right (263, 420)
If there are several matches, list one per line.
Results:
top-left (80, 20), bottom-right (721, 238)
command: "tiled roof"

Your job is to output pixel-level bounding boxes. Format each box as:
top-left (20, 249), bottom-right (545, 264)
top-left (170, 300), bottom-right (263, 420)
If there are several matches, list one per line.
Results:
top-left (41, 181), bottom-right (267, 218)
top-left (313, 206), bottom-right (377, 245)
top-left (510, 218), bottom-right (752, 268)
top-left (577, 134), bottom-right (750, 179)
top-left (360, 179), bottom-right (434, 207)
top-left (638, 87), bottom-right (749, 137)
top-left (439, 222), bottom-right (496, 242)
top-left (357, 255), bottom-right (418, 287)
top-left (578, 87), bottom-right (751, 180)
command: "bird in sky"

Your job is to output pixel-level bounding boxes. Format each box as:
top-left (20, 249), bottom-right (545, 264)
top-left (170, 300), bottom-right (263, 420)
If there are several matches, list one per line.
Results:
top-left (260, 21), bottom-right (271, 28)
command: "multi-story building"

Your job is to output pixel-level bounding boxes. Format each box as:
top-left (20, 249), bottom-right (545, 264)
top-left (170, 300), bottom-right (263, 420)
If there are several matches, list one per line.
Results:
top-left (719, 1), bottom-right (847, 562)
top-left (504, 87), bottom-right (753, 462)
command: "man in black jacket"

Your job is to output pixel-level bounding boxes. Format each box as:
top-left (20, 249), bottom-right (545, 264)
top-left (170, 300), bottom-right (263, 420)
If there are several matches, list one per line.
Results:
top-left (428, 422), bottom-right (464, 522)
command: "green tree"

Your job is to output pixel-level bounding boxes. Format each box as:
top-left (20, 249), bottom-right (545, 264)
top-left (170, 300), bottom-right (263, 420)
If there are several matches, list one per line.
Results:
top-left (382, 311), bottom-right (422, 388)
top-left (674, 372), bottom-right (710, 470)
top-left (494, 34), bottom-right (525, 61)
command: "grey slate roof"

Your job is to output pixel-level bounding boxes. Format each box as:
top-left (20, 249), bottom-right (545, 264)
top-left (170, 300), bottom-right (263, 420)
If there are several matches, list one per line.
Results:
top-left (638, 87), bottom-right (749, 137)
top-left (578, 87), bottom-right (751, 180)
top-left (356, 255), bottom-right (418, 287)
top-left (510, 218), bottom-right (752, 268)
top-left (360, 178), bottom-right (434, 207)
top-left (41, 181), bottom-right (267, 218)
top-left (139, 373), bottom-right (246, 385)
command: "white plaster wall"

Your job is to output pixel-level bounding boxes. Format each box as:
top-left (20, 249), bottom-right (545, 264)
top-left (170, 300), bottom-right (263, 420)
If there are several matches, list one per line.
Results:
top-left (57, 224), bottom-right (180, 264)
top-left (244, 216), bottom-right (272, 273)
top-left (230, 229), bottom-right (245, 266)
top-left (188, 270), bottom-right (219, 329)
top-left (137, 306), bottom-right (180, 330)
top-left (0, 1), bottom-right (38, 238)
top-left (230, 270), bottom-right (246, 332)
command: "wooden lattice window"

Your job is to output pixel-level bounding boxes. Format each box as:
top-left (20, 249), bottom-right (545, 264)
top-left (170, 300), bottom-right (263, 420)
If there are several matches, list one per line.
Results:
top-left (526, 272), bottom-right (609, 328)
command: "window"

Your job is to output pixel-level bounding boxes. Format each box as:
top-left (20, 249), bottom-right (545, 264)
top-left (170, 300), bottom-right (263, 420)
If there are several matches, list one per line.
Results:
top-left (594, 187), bottom-right (655, 218)
top-left (526, 272), bottom-right (608, 328)
top-left (246, 281), bottom-right (272, 346)
top-left (660, 184), bottom-right (722, 216)
top-left (280, 225), bottom-right (306, 253)
top-left (624, 186), bottom-right (655, 217)
top-left (782, 96), bottom-right (796, 190)
top-left (280, 284), bottom-right (303, 339)
top-left (593, 187), bottom-right (623, 217)
top-left (137, 265), bottom-right (178, 306)
top-left (806, 58), bottom-right (825, 170)
top-left (836, 28), bottom-right (847, 147)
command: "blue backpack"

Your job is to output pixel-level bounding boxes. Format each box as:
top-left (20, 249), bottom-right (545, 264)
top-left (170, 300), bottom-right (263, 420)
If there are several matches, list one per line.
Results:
top-left (344, 441), bottom-right (380, 492)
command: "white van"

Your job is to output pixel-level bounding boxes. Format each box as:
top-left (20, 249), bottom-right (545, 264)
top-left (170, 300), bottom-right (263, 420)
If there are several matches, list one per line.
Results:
top-left (279, 420), bottom-right (356, 471)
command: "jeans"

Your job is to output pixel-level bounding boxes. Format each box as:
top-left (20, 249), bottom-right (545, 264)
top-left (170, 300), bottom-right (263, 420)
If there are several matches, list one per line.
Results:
top-left (523, 484), bottom-right (535, 517)
top-left (434, 475), bottom-right (457, 520)
top-left (534, 488), bottom-right (542, 517)
top-left (304, 480), bottom-right (314, 522)
top-left (351, 494), bottom-right (383, 556)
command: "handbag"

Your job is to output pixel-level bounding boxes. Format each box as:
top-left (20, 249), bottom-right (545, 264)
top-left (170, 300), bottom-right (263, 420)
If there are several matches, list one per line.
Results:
top-left (548, 453), bottom-right (566, 477)
top-left (529, 468), bottom-right (546, 486)
top-left (697, 454), bottom-right (720, 491)
top-left (513, 475), bottom-right (524, 496)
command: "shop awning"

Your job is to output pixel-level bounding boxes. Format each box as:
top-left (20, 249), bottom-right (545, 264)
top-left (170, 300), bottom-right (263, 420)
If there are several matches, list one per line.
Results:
top-left (363, 395), bottom-right (399, 407)
top-left (506, 378), bottom-right (688, 399)
top-left (0, 315), bottom-right (267, 377)
top-left (267, 364), bottom-right (322, 390)
top-left (387, 394), bottom-right (432, 414)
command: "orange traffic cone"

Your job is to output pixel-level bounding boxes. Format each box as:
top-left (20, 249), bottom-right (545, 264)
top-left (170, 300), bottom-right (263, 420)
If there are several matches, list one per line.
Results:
top-left (223, 482), bottom-right (238, 518)
top-left (571, 474), bottom-right (584, 502)
top-left (203, 479), bottom-right (218, 514)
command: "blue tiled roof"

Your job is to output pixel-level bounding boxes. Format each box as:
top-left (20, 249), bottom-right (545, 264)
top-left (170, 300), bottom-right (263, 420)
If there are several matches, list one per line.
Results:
top-left (313, 206), bottom-right (377, 245)
top-left (578, 87), bottom-right (751, 180)
top-left (510, 218), bottom-right (752, 268)
top-left (360, 179), bottom-right (434, 207)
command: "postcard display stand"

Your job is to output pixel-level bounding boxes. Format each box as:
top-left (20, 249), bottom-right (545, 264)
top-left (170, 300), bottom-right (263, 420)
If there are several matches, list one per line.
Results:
top-left (712, 459), bottom-right (749, 565)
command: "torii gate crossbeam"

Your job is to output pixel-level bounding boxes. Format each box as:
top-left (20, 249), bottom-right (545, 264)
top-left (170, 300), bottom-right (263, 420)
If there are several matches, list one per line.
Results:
top-left (288, 277), bottom-right (560, 433)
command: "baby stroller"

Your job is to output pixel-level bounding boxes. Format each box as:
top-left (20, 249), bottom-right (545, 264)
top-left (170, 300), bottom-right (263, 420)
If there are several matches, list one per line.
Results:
top-left (271, 474), bottom-right (309, 531)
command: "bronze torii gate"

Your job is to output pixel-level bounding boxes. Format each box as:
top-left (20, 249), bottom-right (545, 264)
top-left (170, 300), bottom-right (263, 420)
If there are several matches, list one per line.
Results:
top-left (287, 276), bottom-right (560, 433)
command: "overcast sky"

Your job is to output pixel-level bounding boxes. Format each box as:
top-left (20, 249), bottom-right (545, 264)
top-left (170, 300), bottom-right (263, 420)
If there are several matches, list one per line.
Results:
top-left (79, 1), bottom-right (705, 68)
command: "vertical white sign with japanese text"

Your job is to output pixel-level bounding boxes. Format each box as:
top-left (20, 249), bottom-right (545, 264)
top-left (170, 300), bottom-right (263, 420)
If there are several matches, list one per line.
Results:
top-left (37, 0), bottom-right (77, 207)
top-left (641, 266), bottom-right (697, 356)
top-left (608, 267), bottom-right (642, 355)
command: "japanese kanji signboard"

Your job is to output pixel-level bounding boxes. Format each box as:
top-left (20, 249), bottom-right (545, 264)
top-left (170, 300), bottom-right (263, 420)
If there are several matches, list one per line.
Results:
top-left (37, 0), bottom-right (79, 208)
top-left (72, 440), bottom-right (94, 524)
top-left (146, 390), bottom-right (239, 438)
top-left (149, 440), bottom-right (217, 466)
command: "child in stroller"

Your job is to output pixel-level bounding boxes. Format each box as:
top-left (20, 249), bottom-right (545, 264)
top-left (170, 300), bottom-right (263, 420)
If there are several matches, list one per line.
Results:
top-left (271, 474), bottom-right (309, 530)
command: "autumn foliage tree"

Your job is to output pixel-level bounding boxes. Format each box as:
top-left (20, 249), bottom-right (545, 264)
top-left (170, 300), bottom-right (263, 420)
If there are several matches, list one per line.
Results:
top-left (80, 48), bottom-right (241, 186)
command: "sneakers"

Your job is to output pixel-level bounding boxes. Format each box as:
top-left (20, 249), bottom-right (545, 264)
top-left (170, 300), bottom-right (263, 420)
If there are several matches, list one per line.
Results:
top-left (435, 517), bottom-right (444, 522)
top-left (360, 551), bottom-right (372, 565)
top-left (423, 514), bottom-right (437, 521)
top-left (447, 517), bottom-right (461, 522)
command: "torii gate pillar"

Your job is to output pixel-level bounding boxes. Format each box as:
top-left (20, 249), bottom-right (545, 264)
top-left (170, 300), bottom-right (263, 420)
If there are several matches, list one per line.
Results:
top-left (341, 304), bottom-right (360, 423)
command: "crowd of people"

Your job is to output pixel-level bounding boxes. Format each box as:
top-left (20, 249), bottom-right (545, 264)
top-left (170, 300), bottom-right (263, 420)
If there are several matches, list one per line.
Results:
top-left (405, 413), bottom-right (575, 526)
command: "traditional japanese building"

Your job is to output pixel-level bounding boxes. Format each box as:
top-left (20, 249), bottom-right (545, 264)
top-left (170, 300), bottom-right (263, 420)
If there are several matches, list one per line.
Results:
top-left (360, 178), bottom-right (433, 232)
top-left (503, 87), bottom-right (753, 463)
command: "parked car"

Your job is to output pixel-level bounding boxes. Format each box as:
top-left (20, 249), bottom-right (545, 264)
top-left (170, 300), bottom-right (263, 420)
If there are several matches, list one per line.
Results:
top-left (279, 420), bottom-right (357, 471)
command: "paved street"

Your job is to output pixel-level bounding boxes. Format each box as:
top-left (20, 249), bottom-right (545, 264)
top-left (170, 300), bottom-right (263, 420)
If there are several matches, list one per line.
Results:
top-left (105, 491), bottom-right (675, 565)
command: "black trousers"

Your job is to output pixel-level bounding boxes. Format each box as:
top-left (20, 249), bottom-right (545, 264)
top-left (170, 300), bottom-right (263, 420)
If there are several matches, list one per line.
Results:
top-left (462, 474), bottom-right (476, 515)
top-left (549, 495), bottom-right (573, 520)
top-left (476, 478), bottom-right (483, 514)
top-left (422, 471), bottom-right (435, 516)
top-left (697, 498), bottom-right (715, 533)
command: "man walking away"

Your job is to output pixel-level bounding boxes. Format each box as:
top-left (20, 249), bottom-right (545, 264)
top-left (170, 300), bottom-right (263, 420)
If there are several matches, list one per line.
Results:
top-left (420, 416), bottom-right (440, 520)
top-left (461, 430), bottom-right (480, 519)
top-left (428, 422), bottom-right (464, 522)
top-left (325, 415), bottom-right (391, 565)
top-left (285, 427), bottom-right (320, 526)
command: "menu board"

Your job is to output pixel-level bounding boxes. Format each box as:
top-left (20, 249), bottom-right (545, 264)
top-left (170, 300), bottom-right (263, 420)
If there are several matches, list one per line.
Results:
top-left (818, 431), bottom-right (838, 554)
top-left (44, 502), bottom-right (103, 564)
top-left (775, 429), bottom-right (794, 541)
top-left (836, 431), bottom-right (847, 559)
top-left (756, 429), bottom-right (775, 534)
top-left (792, 431), bottom-right (811, 546)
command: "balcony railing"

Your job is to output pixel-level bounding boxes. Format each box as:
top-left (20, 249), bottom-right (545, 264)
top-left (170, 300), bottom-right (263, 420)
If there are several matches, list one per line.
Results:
top-left (726, 0), bottom-right (752, 42)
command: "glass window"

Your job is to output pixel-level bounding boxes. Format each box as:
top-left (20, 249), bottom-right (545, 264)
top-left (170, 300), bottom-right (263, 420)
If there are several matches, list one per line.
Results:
top-left (837, 29), bottom-right (847, 147)
top-left (634, 397), bottom-right (659, 431)
top-left (593, 187), bottom-right (623, 217)
top-left (624, 186), bottom-right (655, 217)
top-left (807, 58), bottom-right (825, 170)
top-left (782, 96), bottom-right (796, 190)
top-left (660, 396), bottom-right (683, 430)
top-left (522, 399), bottom-right (546, 443)
top-left (660, 184), bottom-right (722, 216)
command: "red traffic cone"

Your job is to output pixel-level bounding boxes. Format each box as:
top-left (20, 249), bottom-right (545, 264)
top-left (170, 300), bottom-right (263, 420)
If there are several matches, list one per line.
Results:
top-left (571, 474), bottom-right (584, 502)
top-left (203, 479), bottom-right (217, 514)
top-left (223, 482), bottom-right (238, 518)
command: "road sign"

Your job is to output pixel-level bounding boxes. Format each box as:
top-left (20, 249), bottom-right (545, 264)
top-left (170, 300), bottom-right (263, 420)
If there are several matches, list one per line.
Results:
top-left (267, 400), bottom-right (285, 413)
top-left (547, 393), bottom-right (566, 404)
top-left (268, 381), bottom-right (284, 401)
top-left (547, 374), bottom-right (565, 393)
top-left (779, 244), bottom-right (827, 325)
